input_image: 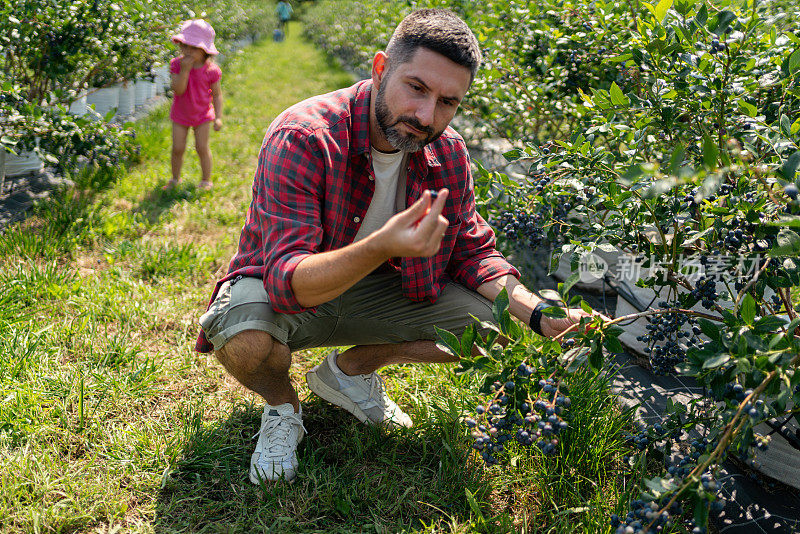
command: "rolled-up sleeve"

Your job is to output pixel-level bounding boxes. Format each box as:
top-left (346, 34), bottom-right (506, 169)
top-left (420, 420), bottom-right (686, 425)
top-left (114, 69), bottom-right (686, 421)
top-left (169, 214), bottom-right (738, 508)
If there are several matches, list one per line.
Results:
top-left (256, 127), bottom-right (325, 313)
top-left (446, 171), bottom-right (520, 288)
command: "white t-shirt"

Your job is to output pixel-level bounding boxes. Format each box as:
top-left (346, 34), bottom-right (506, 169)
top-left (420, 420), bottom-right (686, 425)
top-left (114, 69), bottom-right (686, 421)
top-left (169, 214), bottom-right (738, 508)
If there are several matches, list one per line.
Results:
top-left (353, 148), bottom-right (408, 242)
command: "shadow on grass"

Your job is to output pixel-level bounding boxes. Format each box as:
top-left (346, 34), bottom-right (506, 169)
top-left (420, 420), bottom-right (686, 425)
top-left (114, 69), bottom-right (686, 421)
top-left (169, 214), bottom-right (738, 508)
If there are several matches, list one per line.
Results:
top-left (133, 181), bottom-right (211, 226)
top-left (154, 396), bottom-right (488, 533)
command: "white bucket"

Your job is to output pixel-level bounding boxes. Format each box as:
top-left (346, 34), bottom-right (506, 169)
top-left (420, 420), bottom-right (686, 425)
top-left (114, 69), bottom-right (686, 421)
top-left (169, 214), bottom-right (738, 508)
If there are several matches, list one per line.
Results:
top-left (152, 65), bottom-right (170, 94)
top-left (232, 37), bottom-right (250, 50)
top-left (86, 86), bottom-right (119, 119)
top-left (116, 81), bottom-right (135, 116)
top-left (0, 149), bottom-right (6, 192)
top-left (4, 149), bottom-right (44, 177)
top-left (68, 94), bottom-right (87, 116)
top-left (134, 80), bottom-right (155, 107)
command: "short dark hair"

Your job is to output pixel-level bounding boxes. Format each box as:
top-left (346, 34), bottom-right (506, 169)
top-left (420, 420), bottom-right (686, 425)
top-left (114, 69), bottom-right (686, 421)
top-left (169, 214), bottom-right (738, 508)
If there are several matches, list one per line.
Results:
top-left (385, 9), bottom-right (482, 82)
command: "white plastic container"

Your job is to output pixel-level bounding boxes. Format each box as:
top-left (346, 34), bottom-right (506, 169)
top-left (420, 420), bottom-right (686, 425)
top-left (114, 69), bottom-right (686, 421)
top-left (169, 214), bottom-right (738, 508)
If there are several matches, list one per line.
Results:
top-left (0, 149), bottom-right (6, 192)
top-left (134, 79), bottom-right (155, 107)
top-left (152, 65), bottom-right (170, 94)
top-left (68, 94), bottom-right (88, 116)
top-left (232, 37), bottom-right (251, 50)
top-left (4, 149), bottom-right (44, 177)
top-left (86, 86), bottom-right (120, 119)
top-left (116, 81), bottom-right (135, 116)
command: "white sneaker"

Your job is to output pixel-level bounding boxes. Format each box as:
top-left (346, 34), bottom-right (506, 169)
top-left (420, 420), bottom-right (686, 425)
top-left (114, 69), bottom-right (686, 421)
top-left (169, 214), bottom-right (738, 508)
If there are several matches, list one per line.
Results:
top-left (249, 402), bottom-right (305, 484)
top-left (305, 350), bottom-right (413, 428)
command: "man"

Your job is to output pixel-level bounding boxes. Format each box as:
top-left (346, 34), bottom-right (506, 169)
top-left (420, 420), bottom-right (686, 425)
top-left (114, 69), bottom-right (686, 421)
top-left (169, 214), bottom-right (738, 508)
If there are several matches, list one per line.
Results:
top-left (197, 9), bottom-right (594, 484)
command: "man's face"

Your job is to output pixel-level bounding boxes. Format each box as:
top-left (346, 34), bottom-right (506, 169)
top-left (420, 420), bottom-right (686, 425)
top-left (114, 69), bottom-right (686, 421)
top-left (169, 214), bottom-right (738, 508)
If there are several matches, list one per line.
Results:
top-left (373, 48), bottom-right (471, 152)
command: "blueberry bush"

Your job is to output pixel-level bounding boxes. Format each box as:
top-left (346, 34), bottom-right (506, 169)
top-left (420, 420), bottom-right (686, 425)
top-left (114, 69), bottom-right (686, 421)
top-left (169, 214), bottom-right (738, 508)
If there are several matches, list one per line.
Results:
top-left (305, 0), bottom-right (800, 530)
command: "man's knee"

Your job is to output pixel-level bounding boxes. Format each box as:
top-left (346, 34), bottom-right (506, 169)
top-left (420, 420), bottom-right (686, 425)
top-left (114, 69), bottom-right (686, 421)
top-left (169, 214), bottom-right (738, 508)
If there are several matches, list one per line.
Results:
top-left (215, 330), bottom-right (290, 375)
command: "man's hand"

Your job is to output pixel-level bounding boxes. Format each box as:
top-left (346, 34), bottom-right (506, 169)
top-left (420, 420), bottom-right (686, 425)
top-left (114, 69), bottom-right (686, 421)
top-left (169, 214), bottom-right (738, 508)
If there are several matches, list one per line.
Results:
top-left (373, 188), bottom-right (449, 258)
top-left (213, 118), bottom-right (223, 131)
top-left (540, 307), bottom-right (610, 338)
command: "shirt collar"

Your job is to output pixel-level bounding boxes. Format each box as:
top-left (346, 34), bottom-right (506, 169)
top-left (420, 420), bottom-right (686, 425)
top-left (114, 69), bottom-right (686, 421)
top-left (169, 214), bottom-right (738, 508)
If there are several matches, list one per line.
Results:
top-left (352, 80), bottom-right (442, 169)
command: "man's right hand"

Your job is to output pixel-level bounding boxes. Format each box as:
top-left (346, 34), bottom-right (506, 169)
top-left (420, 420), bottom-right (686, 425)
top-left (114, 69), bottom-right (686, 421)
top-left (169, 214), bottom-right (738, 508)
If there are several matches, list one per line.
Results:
top-left (373, 188), bottom-right (450, 258)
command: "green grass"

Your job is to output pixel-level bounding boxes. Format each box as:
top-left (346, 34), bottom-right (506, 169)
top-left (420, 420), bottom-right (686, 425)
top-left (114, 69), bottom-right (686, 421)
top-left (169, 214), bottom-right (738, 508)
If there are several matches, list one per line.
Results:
top-left (0, 22), bottom-right (651, 533)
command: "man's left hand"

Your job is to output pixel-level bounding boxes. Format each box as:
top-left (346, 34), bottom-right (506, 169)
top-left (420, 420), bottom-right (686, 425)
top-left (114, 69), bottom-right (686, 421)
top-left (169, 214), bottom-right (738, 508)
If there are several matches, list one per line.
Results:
top-left (540, 307), bottom-right (609, 338)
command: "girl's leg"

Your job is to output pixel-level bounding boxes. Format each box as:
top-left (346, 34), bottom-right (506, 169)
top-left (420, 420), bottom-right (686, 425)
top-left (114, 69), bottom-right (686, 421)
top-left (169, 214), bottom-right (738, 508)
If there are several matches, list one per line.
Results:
top-left (167, 122), bottom-right (190, 188)
top-left (194, 121), bottom-right (213, 188)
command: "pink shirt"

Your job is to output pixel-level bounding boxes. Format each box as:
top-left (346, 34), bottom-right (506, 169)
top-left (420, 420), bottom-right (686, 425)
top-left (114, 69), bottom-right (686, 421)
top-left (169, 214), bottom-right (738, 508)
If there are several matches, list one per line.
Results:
top-left (169, 57), bottom-right (221, 127)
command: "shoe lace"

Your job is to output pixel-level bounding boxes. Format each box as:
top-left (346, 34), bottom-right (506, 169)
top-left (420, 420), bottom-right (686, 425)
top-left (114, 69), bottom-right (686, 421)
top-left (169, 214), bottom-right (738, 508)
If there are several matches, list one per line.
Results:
top-left (252, 411), bottom-right (306, 457)
top-left (366, 373), bottom-right (391, 407)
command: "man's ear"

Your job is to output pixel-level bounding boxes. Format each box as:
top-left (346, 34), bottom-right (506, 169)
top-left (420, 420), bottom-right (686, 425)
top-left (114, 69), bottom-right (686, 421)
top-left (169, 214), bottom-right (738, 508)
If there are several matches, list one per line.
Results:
top-left (371, 51), bottom-right (388, 87)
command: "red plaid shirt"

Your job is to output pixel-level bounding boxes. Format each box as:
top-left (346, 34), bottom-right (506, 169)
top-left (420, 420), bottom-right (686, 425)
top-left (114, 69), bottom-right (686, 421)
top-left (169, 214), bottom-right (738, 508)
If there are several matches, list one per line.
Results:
top-left (196, 80), bottom-right (519, 352)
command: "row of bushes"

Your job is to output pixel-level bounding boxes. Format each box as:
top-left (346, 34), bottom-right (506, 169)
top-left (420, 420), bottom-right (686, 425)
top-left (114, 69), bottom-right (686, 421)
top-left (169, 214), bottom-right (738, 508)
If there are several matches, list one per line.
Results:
top-left (303, 0), bottom-right (800, 530)
top-left (0, 0), bottom-right (278, 174)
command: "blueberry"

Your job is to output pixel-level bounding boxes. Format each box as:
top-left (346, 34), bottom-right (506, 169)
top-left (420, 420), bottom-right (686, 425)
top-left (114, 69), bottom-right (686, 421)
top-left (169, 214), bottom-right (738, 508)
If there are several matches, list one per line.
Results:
top-left (785, 184), bottom-right (799, 200)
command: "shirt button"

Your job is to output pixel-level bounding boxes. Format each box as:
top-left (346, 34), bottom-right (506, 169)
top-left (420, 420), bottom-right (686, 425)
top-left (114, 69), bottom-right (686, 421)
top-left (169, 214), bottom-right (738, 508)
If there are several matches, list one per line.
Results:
top-left (354, 216), bottom-right (361, 223)
top-left (369, 175), bottom-right (374, 181)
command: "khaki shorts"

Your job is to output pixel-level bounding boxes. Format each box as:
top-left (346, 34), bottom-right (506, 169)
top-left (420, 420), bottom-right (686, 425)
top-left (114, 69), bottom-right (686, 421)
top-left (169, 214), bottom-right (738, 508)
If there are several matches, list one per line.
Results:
top-left (199, 273), bottom-right (494, 352)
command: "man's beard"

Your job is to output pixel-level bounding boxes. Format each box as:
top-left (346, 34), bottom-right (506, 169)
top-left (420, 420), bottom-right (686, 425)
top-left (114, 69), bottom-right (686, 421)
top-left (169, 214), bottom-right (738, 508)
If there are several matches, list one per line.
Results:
top-left (374, 79), bottom-right (444, 152)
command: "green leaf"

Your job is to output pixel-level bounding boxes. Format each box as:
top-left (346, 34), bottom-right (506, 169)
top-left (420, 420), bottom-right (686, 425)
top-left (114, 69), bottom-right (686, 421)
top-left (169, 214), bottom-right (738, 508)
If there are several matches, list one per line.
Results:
top-left (712, 10), bottom-right (736, 36)
top-left (694, 4), bottom-right (708, 26)
top-left (703, 353), bottom-right (730, 369)
top-left (539, 289), bottom-right (564, 303)
top-left (460, 324), bottom-right (477, 358)
top-left (492, 287), bottom-right (509, 326)
top-left (754, 315), bottom-right (788, 333)
top-left (789, 49), bottom-right (800, 75)
top-left (503, 148), bottom-right (523, 162)
top-left (766, 216), bottom-right (800, 228)
top-left (609, 82), bottom-right (629, 107)
top-left (604, 336), bottom-right (624, 353)
top-left (780, 115), bottom-right (792, 138)
top-left (768, 228), bottom-right (800, 257)
top-left (702, 134), bottom-right (718, 169)
top-left (779, 150), bottom-right (800, 181)
top-left (738, 100), bottom-right (757, 118)
top-left (655, 0), bottom-right (673, 22)
top-left (465, 489), bottom-right (486, 523)
top-left (542, 306), bottom-right (567, 318)
top-left (740, 293), bottom-right (756, 325)
top-left (588, 341), bottom-right (603, 372)
top-left (560, 271), bottom-right (580, 301)
top-left (698, 318), bottom-right (721, 342)
top-left (435, 326), bottom-right (461, 358)
top-left (668, 144), bottom-right (686, 174)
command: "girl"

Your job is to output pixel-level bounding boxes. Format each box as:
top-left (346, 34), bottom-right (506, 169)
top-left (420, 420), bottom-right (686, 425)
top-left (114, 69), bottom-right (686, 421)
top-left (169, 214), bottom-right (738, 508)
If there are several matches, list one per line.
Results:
top-left (165, 19), bottom-right (223, 190)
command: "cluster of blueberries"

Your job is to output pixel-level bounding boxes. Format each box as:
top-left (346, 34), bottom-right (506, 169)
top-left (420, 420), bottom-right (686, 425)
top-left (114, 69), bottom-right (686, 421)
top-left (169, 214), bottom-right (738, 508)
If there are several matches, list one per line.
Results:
top-left (496, 209), bottom-right (546, 249)
top-left (610, 498), bottom-right (685, 534)
top-left (614, 430), bottom-right (727, 533)
top-left (689, 276), bottom-right (719, 309)
top-left (465, 366), bottom-right (571, 466)
top-left (709, 39), bottom-right (728, 54)
top-left (637, 300), bottom-right (703, 375)
top-left (531, 170), bottom-right (552, 193)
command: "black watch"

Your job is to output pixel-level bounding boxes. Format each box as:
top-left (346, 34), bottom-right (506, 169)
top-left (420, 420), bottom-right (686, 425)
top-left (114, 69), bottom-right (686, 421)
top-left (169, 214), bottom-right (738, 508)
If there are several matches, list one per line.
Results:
top-left (529, 302), bottom-right (550, 336)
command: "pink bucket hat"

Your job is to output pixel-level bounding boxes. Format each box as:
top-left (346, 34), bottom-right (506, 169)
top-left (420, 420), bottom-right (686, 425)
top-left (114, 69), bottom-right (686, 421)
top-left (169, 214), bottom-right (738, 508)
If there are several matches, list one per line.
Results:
top-left (172, 19), bottom-right (219, 55)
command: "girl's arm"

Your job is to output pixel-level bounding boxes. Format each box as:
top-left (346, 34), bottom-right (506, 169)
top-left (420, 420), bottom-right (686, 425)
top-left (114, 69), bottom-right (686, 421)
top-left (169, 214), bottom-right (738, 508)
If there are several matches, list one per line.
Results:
top-left (171, 56), bottom-right (193, 96)
top-left (211, 80), bottom-right (223, 130)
